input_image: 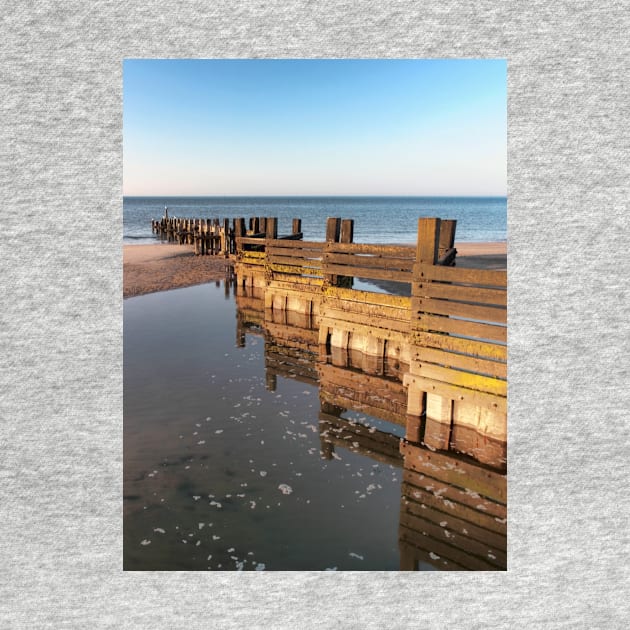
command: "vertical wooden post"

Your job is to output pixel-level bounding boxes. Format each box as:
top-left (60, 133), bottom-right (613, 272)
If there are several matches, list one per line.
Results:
top-left (325, 217), bottom-right (341, 243)
top-left (416, 217), bottom-right (441, 266)
top-left (340, 219), bottom-right (354, 244)
top-left (235, 218), bottom-right (245, 237)
top-left (266, 217), bottom-right (278, 240)
top-left (235, 218), bottom-right (245, 255)
top-left (292, 218), bottom-right (302, 235)
top-left (222, 218), bottom-right (230, 257)
top-left (338, 219), bottom-right (354, 288)
top-left (324, 217), bottom-right (341, 287)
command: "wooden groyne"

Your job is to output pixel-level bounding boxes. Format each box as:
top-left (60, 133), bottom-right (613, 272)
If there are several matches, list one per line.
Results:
top-left (151, 213), bottom-right (303, 257)
top-left (153, 212), bottom-right (507, 465)
top-left (232, 216), bottom-right (506, 461)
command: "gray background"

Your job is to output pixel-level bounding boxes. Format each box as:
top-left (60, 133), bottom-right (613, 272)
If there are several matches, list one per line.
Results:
top-left (1, 1), bottom-right (628, 627)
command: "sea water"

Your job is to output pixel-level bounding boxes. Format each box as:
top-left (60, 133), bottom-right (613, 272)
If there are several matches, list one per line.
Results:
top-left (123, 196), bottom-right (507, 245)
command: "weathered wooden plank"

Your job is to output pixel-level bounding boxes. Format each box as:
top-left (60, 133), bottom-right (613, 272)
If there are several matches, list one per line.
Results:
top-left (417, 263), bottom-right (507, 287)
top-left (413, 281), bottom-right (507, 307)
top-left (239, 250), bottom-right (266, 260)
top-left (412, 297), bottom-right (506, 324)
top-left (268, 252), bottom-right (324, 264)
top-left (268, 262), bottom-right (323, 276)
top-left (415, 362), bottom-right (506, 397)
top-left (410, 331), bottom-right (507, 361)
top-left (324, 286), bottom-right (411, 309)
top-left (324, 263), bottom-right (414, 283)
top-left (412, 348), bottom-right (507, 380)
top-left (327, 242), bottom-right (415, 257)
top-left (268, 278), bottom-right (325, 291)
top-left (267, 241), bottom-right (325, 252)
top-left (237, 236), bottom-right (266, 245)
top-left (403, 374), bottom-right (507, 414)
top-left (325, 252), bottom-right (415, 271)
top-left (322, 297), bottom-right (410, 321)
top-left (320, 306), bottom-right (411, 334)
top-left (413, 314), bottom-right (507, 343)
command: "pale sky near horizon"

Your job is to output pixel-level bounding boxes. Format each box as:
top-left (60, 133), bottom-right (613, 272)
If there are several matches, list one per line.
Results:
top-left (123, 59), bottom-right (506, 196)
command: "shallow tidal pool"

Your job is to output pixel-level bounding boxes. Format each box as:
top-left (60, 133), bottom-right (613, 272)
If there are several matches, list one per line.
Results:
top-left (124, 281), bottom-right (408, 571)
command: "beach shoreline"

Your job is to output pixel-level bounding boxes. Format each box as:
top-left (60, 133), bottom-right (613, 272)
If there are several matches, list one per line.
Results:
top-left (123, 241), bottom-right (507, 299)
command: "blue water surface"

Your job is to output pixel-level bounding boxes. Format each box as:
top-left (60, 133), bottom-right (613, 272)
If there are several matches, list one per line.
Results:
top-left (123, 196), bottom-right (506, 245)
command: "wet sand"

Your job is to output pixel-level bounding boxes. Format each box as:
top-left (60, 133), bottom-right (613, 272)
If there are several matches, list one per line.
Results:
top-left (123, 244), bottom-right (229, 298)
top-left (123, 241), bottom-right (507, 298)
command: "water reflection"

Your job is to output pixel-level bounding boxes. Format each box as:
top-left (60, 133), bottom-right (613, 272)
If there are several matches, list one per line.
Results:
top-left (124, 275), bottom-right (506, 570)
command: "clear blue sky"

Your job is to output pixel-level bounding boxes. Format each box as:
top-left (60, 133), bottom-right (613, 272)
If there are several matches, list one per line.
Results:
top-left (123, 59), bottom-right (506, 196)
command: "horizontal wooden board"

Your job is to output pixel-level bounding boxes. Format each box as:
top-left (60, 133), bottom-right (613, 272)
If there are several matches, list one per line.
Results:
top-left (410, 331), bottom-right (507, 361)
top-left (320, 306), bottom-right (410, 334)
top-left (327, 242), bottom-right (415, 257)
top-left (324, 252), bottom-right (415, 271)
top-left (324, 286), bottom-right (411, 309)
top-left (412, 297), bottom-right (506, 324)
top-left (413, 281), bottom-right (507, 306)
top-left (412, 363), bottom-right (506, 396)
top-left (322, 296), bottom-right (409, 320)
top-left (412, 348), bottom-right (507, 380)
top-left (403, 374), bottom-right (507, 414)
top-left (416, 263), bottom-right (507, 288)
top-left (268, 252), bottom-right (323, 264)
top-left (266, 239), bottom-right (325, 251)
top-left (413, 314), bottom-right (507, 343)
top-left (268, 279), bottom-right (324, 292)
top-left (268, 262), bottom-right (323, 276)
top-left (324, 263), bottom-right (414, 283)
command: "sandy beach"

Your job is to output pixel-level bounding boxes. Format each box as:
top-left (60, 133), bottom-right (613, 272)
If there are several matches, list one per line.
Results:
top-left (123, 244), bottom-right (230, 298)
top-left (123, 241), bottom-right (507, 298)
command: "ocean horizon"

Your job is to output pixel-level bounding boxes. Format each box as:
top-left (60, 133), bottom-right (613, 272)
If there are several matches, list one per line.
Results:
top-left (123, 195), bottom-right (507, 245)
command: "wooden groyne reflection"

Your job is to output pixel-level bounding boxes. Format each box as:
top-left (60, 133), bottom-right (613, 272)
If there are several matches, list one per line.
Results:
top-left (232, 275), bottom-right (506, 570)
top-left (399, 441), bottom-right (506, 571)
